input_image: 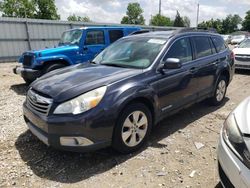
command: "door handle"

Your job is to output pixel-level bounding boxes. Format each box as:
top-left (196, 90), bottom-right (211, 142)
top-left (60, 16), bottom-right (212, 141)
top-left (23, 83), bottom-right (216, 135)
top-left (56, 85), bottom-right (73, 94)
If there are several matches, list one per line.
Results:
top-left (213, 60), bottom-right (219, 66)
top-left (189, 67), bottom-right (197, 73)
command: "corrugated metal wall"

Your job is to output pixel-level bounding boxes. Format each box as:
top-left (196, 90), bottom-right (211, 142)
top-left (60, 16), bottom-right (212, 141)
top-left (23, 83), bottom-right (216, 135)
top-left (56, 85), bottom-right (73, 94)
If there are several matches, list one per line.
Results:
top-left (0, 17), bottom-right (178, 62)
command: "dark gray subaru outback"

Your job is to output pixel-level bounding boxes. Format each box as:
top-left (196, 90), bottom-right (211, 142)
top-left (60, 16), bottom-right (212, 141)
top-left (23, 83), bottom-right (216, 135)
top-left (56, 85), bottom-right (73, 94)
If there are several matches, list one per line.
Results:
top-left (23, 29), bottom-right (235, 153)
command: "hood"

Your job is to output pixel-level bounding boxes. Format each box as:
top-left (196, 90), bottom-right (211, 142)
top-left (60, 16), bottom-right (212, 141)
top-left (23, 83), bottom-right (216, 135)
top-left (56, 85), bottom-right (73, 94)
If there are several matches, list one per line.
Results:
top-left (234, 97), bottom-right (250, 134)
top-left (233, 48), bottom-right (250, 55)
top-left (31, 64), bottom-right (141, 102)
top-left (32, 45), bottom-right (79, 57)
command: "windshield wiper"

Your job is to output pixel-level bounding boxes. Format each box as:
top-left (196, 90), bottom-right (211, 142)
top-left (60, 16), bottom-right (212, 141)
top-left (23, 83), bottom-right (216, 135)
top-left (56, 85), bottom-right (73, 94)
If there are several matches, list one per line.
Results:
top-left (101, 63), bottom-right (128, 68)
top-left (90, 60), bottom-right (97, 64)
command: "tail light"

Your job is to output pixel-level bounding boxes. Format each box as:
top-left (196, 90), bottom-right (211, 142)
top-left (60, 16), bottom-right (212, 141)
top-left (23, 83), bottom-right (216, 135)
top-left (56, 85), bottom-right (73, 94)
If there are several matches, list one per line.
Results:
top-left (230, 51), bottom-right (235, 60)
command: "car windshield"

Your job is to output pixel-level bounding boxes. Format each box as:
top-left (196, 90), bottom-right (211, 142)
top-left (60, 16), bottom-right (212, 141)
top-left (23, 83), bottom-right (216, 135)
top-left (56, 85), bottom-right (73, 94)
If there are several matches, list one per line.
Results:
top-left (239, 39), bottom-right (250, 48)
top-left (93, 37), bottom-right (167, 69)
top-left (59, 29), bottom-right (82, 45)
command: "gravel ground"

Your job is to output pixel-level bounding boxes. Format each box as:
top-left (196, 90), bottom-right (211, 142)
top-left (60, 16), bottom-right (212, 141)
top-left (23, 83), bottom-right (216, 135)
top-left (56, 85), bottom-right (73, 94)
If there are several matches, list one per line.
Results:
top-left (0, 62), bottom-right (249, 188)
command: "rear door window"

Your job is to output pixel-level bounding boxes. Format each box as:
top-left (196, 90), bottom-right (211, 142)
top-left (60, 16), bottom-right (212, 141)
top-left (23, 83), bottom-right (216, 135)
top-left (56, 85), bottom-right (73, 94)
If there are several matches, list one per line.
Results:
top-left (193, 36), bottom-right (213, 59)
top-left (85, 30), bottom-right (105, 45)
top-left (108, 30), bottom-right (124, 43)
top-left (164, 38), bottom-right (192, 63)
top-left (212, 36), bottom-right (226, 52)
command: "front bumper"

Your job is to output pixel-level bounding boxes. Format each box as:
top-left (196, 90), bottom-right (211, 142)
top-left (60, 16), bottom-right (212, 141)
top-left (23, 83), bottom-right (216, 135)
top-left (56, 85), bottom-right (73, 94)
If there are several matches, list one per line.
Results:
top-left (23, 102), bottom-right (113, 152)
top-left (13, 66), bottom-right (41, 81)
top-left (234, 58), bottom-right (250, 70)
top-left (218, 131), bottom-right (250, 188)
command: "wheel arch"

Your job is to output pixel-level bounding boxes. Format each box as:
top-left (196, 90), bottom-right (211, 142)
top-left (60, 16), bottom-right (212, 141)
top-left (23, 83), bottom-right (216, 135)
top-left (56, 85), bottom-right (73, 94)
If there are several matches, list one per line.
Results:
top-left (219, 69), bottom-right (230, 86)
top-left (116, 96), bottom-right (157, 128)
top-left (42, 59), bottom-right (70, 68)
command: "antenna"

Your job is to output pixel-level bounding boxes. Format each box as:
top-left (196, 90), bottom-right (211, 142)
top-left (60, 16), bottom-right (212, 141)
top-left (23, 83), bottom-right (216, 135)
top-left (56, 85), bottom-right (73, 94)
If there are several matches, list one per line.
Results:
top-left (159, 0), bottom-right (161, 15)
top-left (196, 3), bottom-right (200, 27)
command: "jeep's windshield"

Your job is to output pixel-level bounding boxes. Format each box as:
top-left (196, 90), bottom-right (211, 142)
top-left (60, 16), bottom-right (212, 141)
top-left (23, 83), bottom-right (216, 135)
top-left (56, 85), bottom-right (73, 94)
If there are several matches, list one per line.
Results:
top-left (93, 37), bottom-right (166, 69)
top-left (59, 29), bottom-right (82, 45)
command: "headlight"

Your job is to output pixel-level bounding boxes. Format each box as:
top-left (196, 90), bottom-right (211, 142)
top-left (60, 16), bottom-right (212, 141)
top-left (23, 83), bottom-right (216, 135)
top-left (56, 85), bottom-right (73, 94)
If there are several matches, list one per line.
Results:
top-left (54, 86), bottom-right (107, 115)
top-left (223, 113), bottom-right (250, 167)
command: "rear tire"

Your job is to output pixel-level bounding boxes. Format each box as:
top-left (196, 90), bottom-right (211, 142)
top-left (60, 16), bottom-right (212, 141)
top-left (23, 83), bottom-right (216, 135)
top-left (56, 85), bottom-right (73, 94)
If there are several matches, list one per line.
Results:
top-left (112, 103), bottom-right (152, 154)
top-left (209, 76), bottom-right (227, 106)
top-left (43, 63), bottom-right (67, 74)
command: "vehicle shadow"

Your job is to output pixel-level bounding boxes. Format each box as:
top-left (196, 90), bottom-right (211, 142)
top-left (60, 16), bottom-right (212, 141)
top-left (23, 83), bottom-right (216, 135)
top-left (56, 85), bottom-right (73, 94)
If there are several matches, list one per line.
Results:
top-left (15, 98), bottom-right (229, 183)
top-left (10, 83), bottom-right (29, 96)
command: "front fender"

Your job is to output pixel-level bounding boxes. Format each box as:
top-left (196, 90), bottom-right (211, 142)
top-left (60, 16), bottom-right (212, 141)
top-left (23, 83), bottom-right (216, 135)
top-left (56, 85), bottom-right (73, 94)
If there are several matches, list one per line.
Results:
top-left (107, 83), bottom-right (159, 124)
top-left (34, 55), bottom-right (72, 66)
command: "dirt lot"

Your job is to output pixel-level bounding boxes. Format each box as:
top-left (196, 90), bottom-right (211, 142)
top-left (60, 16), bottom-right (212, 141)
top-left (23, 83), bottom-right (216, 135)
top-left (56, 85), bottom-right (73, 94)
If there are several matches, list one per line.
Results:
top-left (0, 62), bottom-right (249, 188)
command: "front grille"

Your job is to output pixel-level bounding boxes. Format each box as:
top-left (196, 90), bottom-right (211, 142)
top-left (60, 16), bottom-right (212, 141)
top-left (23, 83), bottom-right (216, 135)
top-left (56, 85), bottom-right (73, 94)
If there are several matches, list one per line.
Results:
top-left (27, 89), bottom-right (53, 115)
top-left (23, 55), bottom-right (34, 67)
top-left (235, 57), bottom-right (250, 62)
top-left (236, 54), bottom-right (250, 57)
top-left (235, 54), bottom-right (250, 62)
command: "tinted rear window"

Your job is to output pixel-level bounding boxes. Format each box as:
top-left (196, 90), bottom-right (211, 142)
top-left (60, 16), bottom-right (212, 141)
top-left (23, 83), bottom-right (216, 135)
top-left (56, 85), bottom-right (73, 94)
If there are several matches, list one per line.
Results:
top-left (193, 36), bottom-right (213, 59)
top-left (109, 30), bottom-right (124, 43)
top-left (212, 36), bottom-right (226, 52)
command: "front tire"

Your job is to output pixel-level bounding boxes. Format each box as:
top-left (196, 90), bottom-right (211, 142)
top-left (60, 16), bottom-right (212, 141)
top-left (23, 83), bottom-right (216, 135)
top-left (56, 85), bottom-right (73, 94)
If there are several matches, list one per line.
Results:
top-left (23, 77), bottom-right (33, 85)
top-left (112, 103), bottom-right (152, 153)
top-left (209, 76), bottom-right (227, 106)
top-left (43, 63), bottom-right (67, 74)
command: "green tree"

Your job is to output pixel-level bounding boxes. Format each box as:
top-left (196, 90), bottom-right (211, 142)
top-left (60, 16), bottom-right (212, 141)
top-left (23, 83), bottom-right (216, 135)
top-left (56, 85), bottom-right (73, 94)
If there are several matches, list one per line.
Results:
top-left (183, 16), bottom-right (191, 27)
top-left (0, 0), bottom-right (60, 20)
top-left (34, 0), bottom-right (60, 20)
top-left (198, 19), bottom-right (223, 33)
top-left (121, 2), bottom-right (145, 25)
top-left (0, 0), bottom-right (36, 18)
top-left (67, 14), bottom-right (91, 22)
top-left (222, 14), bottom-right (242, 34)
top-left (242, 10), bottom-right (250, 32)
top-left (173, 11), bottom-right (184, 27)
top-left (150, 14), bottom-right (172, 26)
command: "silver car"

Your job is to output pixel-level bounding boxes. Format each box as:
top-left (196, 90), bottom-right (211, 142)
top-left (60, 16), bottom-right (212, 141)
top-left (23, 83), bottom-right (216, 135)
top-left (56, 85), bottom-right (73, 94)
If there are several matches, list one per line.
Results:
top-left (218, 97), bottom-right (250, 187)
top-left (233, 39), bottom-right (250, 70)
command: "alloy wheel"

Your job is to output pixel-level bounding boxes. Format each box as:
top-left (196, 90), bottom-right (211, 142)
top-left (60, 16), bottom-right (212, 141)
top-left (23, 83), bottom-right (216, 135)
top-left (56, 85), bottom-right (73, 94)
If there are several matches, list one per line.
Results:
top-left (121, 111), bottom-right (148, 147)
top-left (216, 80), bottom-right (226, 102)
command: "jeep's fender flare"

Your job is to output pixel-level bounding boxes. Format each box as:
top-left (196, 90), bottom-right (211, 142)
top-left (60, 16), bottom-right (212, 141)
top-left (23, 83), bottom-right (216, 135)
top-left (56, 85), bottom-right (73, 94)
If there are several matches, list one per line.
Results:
top-left (36, 55), bottom-right (72, 66)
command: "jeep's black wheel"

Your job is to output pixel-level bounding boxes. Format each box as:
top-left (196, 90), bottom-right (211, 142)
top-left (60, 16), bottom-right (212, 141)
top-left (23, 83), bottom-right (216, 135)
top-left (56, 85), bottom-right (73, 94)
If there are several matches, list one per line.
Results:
top-left (112, 103), bottom-right (152, 153)
top-left (209, 76), bottom-right (227, 106)
top-left (23, 77), bottom-right (33, 85)
top-left (43, 63), bottom-right (66, 74)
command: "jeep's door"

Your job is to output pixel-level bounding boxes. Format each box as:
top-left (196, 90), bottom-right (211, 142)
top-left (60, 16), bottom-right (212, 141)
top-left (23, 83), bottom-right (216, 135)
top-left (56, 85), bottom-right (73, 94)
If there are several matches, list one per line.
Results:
top-left (82, 29), bottom-right (107, 61)
top-left (191, 36), bottom-right (219, 98)
top-left (156, 37), bottom-right (199, 115)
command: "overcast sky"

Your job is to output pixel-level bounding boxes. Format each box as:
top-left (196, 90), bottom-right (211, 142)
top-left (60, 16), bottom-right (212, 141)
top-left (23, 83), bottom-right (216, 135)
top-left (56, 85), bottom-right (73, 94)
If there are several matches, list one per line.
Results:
top-left (55, 0), bottom-right (249, 26)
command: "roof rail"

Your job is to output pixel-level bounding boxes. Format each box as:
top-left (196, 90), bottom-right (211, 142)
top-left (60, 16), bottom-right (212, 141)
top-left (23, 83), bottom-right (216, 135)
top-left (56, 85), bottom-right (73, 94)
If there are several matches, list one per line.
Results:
top-left (129, 29), bottom-right (151, 35)
top-left (174, 27), bottom-right (218, 34)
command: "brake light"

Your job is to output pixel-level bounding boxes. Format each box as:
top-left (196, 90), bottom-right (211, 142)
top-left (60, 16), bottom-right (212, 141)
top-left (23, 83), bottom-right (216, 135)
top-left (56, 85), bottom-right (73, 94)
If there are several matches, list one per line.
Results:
top-left (230, 51), bottom-right (235, 60)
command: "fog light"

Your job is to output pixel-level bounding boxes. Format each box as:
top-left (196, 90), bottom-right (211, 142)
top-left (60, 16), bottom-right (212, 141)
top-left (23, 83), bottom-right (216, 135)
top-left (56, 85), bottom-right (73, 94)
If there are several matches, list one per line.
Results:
top-left (60, 137), bottom-right (94, 146)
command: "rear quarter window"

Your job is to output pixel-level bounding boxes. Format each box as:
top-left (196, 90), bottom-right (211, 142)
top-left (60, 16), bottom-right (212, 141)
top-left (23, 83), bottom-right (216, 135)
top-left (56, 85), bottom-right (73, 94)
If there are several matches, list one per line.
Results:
top-left (108, 30), bottom-right (124, 43)
top-left (212, 36), bottom-right (227, 53)
top-left (193, 36), bottom-right (213, 59)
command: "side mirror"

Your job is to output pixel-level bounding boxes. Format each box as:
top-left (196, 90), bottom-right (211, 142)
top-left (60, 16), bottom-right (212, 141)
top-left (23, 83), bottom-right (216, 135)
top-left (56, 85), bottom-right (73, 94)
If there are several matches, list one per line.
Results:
top-left (159, 58), bottom-right (182, 71)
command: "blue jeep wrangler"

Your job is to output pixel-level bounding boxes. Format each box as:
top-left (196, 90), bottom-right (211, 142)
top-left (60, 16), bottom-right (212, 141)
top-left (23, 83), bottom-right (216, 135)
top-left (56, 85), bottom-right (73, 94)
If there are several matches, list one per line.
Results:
top-left (13, 26), bottom-right (140, 84)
